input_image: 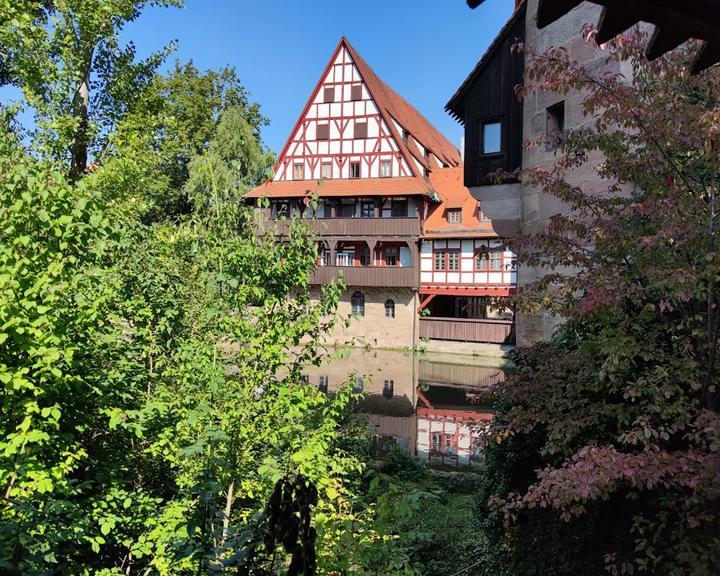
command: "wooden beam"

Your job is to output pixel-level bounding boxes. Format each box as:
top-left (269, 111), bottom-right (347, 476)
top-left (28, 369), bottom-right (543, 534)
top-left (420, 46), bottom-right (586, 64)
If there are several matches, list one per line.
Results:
top-left (647, 26), bottom-right (693, 60)
top-left (536, 0), bottom-right (583, 29)
top-left (596, 5), bottom-right (644, 44)
top-left (417, 294), bottom-right (436, 313)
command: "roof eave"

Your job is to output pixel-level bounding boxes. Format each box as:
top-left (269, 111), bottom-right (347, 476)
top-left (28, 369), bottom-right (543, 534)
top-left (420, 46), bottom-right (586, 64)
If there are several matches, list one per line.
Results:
top-left (445, 2), bottom-right (526, 122)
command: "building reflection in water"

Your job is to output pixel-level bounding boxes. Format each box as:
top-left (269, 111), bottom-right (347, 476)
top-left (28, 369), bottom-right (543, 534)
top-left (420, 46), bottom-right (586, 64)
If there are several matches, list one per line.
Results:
top-left (302, 348), bottom-right (507, 467)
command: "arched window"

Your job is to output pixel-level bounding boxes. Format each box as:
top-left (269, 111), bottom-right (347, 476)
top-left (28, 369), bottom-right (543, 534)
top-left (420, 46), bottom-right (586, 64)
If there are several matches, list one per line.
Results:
top-left (351, 291), bottom-right (365, 317)
top-left (385, 299), bottom-right (395, 318)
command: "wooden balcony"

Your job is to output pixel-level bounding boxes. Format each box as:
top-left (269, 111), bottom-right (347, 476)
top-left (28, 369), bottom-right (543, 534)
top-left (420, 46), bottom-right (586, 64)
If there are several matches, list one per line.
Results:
top-left (257, 212), bottom-right (421, 237)
top-left (313, 265), bottom-right (418, 288)
top-left (419, 317), bottom-right (515, 345)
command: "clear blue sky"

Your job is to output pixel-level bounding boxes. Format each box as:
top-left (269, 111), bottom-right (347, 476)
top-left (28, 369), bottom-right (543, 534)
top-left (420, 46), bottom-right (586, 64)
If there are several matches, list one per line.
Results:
top-left (2, 0), bottom-right (514, 154)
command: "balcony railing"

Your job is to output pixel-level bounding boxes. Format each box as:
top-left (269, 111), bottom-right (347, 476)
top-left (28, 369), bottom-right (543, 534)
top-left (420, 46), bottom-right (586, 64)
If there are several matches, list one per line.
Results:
top-left (419, 317), bottom-right (515, 344)
top-left (256, 211), bottom-right (421, 237)
top-left (313, 266), bottom-right (418, 288)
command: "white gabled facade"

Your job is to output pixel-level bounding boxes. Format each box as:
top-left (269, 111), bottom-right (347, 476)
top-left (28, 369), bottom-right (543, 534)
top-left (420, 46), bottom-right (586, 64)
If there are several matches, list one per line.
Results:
top-left (419, 239), bottom-right (516, 289)
top-left (274, 44), bottom-right (413, 182)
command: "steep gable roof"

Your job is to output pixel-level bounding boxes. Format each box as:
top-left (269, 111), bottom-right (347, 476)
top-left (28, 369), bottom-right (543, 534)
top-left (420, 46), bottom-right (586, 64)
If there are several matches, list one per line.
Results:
top-left (272, 37), bottom-right (460, 181)
top-left (342, 38), bottom-right (462, 171)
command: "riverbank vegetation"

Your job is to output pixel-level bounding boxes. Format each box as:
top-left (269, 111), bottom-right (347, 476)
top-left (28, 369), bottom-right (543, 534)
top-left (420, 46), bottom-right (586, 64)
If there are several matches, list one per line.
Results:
top-left (2, 2), bottom-right (719, 575)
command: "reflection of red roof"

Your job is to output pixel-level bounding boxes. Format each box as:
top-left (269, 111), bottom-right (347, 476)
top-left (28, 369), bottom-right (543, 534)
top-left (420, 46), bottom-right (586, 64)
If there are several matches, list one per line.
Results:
top-left (422, 167), bottom-right (498, 238)
top-left (244, 177), bottom-right (430, 199)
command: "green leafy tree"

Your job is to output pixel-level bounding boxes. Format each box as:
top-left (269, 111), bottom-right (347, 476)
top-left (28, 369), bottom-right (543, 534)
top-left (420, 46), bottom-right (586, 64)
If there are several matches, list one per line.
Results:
top-left (0, 0), bottom-right (182, 179)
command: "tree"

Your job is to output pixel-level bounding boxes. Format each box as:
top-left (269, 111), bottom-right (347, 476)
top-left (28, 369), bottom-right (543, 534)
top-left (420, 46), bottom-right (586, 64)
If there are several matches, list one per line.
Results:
top-left (0, 0), bottom-right (181, 180)
top-left (102, 61), bottom-right (273, 221)
top-left (478, 29), bottom-right (720, 575)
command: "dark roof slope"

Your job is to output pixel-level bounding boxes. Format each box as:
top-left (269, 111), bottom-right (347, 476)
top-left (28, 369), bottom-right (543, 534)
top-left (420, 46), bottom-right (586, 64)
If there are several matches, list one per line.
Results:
top-left (446, 2), bottom-right (526, 123)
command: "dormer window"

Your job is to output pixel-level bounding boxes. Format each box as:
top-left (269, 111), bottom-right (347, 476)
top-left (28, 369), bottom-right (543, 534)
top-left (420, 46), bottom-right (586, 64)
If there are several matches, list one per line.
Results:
top-left (402, 129), bottom-right (409, 145)
top-left (480, 121), bottom-right (501, 155)
top-left (447, 208), bottom-right (461, 223)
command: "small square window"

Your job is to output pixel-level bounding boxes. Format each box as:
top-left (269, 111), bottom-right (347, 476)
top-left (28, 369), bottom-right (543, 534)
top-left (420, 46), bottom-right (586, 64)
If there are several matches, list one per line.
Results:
top-left (323, 87), bottom-right (335, 103)
top-left (481, 121), bottom-right (501, 154)
top-left (380, 160), bottom-right (392, 177)
top-left (316, 123), bottom-right (329, 140)
top-left (447, 208), bottom-right (461, 223)
top-left (354, 122), bottom-right (367, 139)
top-left (351, 84), bottom-right (362, 101)
top-left (391, 199), bottom-right (407, 217)
top-left (293, 163), bottom-right (304, 180)
top-left (350, 161), bottom-right (361, 179)
top-left (321, 162), bottom-right (332, 179)
top-left (489, 250), bottom-right (503, 270)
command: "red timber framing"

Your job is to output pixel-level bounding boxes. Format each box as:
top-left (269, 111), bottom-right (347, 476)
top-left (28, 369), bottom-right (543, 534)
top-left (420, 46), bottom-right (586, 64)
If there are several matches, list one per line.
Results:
top-left (270, 37), bottom-right (460, 186)
top-left (273, 38), bottom-right (414, 183)
top-left (419, 286), bottom-right (514, 297)
top-left (420, 238), bottom-right (516, 292)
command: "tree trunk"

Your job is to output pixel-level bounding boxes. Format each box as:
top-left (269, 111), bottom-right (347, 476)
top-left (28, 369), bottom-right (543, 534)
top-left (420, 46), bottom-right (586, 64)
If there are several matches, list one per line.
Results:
top-left (70, 55), bottom-right (91, 181)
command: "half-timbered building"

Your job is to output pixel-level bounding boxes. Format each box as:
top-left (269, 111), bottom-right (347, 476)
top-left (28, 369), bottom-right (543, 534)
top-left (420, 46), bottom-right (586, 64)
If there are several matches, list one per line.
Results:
top-left (246, 36), bottom-right (516, 350)
top-left (418, 166), bottom-right (516, 346)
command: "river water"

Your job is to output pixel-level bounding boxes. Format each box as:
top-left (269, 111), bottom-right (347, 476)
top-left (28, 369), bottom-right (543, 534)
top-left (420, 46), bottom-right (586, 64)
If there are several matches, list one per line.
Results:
top-left (302, 348), bottom-right (508, 468)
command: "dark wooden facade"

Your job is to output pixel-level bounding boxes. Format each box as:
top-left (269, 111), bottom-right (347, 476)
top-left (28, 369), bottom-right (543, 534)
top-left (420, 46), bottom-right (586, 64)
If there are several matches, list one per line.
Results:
top-left (314, 265), bottom-right (418, 288)
top-left (256, 209), bottom-right (421, 237)
top-left (446, 3), bottom-right (526, 188)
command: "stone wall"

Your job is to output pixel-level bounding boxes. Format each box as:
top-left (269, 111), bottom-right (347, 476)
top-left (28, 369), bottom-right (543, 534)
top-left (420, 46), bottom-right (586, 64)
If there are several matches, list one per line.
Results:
top-left (312, 286), bottom-right (418, 350)
top-left (516, 0), bottom-right (625, 345)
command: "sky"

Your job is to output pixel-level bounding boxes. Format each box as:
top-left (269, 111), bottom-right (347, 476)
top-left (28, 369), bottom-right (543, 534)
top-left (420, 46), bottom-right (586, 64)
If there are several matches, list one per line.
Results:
top-left (1, 0), bottom-right (514, 155)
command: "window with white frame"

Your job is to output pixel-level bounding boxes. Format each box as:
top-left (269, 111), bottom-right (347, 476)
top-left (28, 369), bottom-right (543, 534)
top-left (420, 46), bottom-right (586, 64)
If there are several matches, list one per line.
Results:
top-left (434, 249), bottom-right (460, 271)
top-left (350, 161), bottom-right (361, 179)
top-left (321, 162), bottom-right (332, 179)
top-left (380, 160), bottom-right (392, 177)
top-left (293, 163), bottom-right (304, 180)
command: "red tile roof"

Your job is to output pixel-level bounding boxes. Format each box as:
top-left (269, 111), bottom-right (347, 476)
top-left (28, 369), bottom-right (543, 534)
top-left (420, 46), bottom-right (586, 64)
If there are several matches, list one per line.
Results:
top-left (422, 166), bottom-right (498, 238)
top-left (244, 176), bottom-right (431, 199)
top-left (344, 37), bottom-right (462, 172)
